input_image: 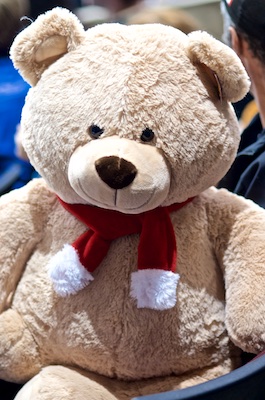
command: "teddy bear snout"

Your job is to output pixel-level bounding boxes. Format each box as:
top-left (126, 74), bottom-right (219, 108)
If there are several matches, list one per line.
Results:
top-left (95, 156), bottom-right (137, 190)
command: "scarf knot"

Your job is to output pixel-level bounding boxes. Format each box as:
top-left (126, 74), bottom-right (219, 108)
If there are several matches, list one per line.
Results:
top-left (58, 197), bottom-right (194, 274)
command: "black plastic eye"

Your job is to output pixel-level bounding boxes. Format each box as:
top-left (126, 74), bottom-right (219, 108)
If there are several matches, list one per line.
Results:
top-left (88, 124), bottom-right (104, 139)
top-left (140, 128), bottom-right (154, 142)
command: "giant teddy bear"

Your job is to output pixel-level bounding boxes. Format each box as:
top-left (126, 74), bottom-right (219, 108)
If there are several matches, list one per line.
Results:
top-left (1, 7), bottom-right (265, 400)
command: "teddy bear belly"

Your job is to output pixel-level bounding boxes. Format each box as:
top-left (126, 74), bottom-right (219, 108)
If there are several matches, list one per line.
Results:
top-left (11, 226), bottom-right (233, 381)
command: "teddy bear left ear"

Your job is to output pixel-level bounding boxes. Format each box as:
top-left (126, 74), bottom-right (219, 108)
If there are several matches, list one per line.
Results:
top-left (10, 7), bottom-right (86, 86)
top-left (186, 30), bottom-right (250, 103)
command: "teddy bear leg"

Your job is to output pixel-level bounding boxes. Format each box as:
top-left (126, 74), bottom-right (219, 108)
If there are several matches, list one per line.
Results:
top-left (14, 366), bottom-right (119, 400)
top-left (0, 309), bottom-right (42, 382)
top-left (15, 360), bottom-right (240, 400)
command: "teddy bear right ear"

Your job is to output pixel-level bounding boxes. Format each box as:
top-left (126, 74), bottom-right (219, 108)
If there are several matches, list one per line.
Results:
top-left (186, 30), bottom-right (250, 103)
top-left (10, 7), bottom-right (86, 86)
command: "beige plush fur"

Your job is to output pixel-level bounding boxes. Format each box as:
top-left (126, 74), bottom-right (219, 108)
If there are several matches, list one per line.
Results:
top-left (1, 6), bottom-right (265, 399)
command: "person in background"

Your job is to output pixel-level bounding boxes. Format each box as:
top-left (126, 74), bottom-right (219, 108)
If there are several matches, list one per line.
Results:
top-left (217, 0), bottom-right (265, 208)
top-left (232, 92), bottom-right (258, 130)
top-left (0, 0), bottom-right (35, 195)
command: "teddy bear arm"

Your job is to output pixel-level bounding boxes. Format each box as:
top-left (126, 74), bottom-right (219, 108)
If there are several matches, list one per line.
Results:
top-left (0, 180), bottom-right (56, 312)
top-left (224, 237), bottom-right (265, 353)
top-left (0, 309), bottom-right (42, 383)
top-left (204, 189), bottom-right (265, 353)
top-left (219, 206), bottom-right (265, 353)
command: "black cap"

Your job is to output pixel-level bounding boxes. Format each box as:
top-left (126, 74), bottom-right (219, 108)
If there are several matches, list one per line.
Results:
top-left (222, 0), bottom-right (265, 39)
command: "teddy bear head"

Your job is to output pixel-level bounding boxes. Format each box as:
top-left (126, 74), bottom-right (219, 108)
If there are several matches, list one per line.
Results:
top-left (10, 8), bottom-right (249, 214)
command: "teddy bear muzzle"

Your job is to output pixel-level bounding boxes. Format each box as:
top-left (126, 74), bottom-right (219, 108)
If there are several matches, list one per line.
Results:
top-left (67, 136), bottom-right (171, 213)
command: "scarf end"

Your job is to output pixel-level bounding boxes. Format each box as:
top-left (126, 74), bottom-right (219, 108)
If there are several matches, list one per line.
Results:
top-left (130, 269), bottom-right (179, 310)
top-left (47, 244), bottom-right (94, 297)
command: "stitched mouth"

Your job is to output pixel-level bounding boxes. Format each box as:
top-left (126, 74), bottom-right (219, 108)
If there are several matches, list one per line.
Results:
top-left (114, 187), bottom-right (155, 210)
top-left (77, 179), bottom-right (155, 211)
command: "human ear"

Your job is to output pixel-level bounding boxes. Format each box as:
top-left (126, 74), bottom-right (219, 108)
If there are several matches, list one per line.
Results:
top-left (229, 26), bottom-right (242, 56)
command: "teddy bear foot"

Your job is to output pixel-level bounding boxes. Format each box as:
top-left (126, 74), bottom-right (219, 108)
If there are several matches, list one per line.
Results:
top-left (47, 244), bottom-right (94, 297)
top-left (14, 366), bottom-right (118, 400)
top-left (130, 270), bottom-right (179, 310)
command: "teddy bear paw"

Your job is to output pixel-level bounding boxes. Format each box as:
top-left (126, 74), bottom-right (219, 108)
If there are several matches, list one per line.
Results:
top-left (130, 269), bottom-right (179, 310)
top-left (47, 244), bottom-right (94, 297)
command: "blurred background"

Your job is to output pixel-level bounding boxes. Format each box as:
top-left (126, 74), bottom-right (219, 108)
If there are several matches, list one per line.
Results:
top-left (74, 0), bottom-right (223, 39)
top-left (5, 1), bottom-right (221, 39)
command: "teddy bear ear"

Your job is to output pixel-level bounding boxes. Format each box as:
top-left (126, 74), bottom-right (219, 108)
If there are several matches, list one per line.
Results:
top-left (10, 7), bottom-right (86, 86)
top-left (186, 30), bottom-right (250, 103)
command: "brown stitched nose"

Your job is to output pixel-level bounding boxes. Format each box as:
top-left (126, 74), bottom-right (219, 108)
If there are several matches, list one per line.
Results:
top-left (95, 156), bottom-right (137, 189)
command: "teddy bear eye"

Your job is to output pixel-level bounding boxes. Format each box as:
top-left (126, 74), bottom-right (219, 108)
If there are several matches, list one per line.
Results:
top-left (140, 128), bottom-right (155, 142)
top-left (88, 124), bottom-right (104, 139)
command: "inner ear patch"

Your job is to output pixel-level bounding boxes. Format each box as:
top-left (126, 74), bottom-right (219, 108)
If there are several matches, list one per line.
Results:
top-left (196, 62), bottom-right (223, 102)
top-left (35, 35), bottom-right (68, 64)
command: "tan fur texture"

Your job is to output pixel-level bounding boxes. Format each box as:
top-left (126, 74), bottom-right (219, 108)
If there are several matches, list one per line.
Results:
top-left (1, 6), bottom-right (264, 400)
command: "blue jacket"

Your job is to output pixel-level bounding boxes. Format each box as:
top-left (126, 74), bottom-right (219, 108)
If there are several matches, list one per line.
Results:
top-left (0, 57), bottom-right (36, 194)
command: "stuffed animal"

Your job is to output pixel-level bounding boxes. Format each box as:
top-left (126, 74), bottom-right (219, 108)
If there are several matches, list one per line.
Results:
top-left (1, 7), bottom-right (265, 399)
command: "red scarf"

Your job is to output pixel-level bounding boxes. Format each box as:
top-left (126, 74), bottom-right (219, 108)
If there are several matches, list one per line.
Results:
top-left (58, 197), bottom-right (194, 274)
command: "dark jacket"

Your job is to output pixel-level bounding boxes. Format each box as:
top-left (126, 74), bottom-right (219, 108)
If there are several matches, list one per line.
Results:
top-left (218, 114), bottom-right (265, 208)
